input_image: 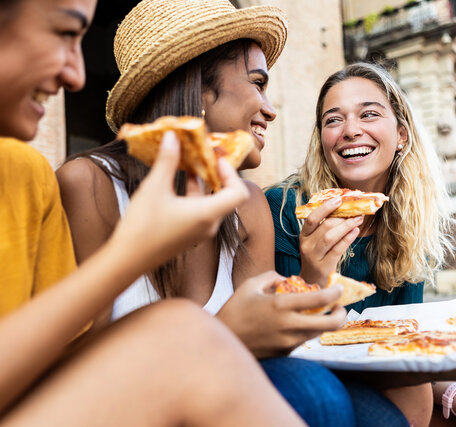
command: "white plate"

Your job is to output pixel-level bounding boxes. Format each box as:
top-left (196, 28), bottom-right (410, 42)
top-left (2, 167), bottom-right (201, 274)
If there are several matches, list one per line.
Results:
top-left (291, 299), bottom-right (456, 372)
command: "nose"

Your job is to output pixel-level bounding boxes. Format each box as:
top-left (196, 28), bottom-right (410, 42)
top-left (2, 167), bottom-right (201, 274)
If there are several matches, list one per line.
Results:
top-left (58, 45), bottom-right (86, 92)
top-left (262, 96), bottom-right (277, 122)
top-left (343, 117), bottom-right (362, 140)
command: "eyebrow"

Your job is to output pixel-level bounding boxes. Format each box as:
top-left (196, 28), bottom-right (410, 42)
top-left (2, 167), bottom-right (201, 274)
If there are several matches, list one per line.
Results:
top-left (59, 9), bottom-right (88, 30)
top-left (248, 69), bottom-right (269, 84)
top-left (321, 101), bottom-right (386, 120)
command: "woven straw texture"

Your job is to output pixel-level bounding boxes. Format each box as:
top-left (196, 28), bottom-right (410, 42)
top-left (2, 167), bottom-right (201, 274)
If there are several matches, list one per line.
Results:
top-left (106, 0), bottom-right (288, 132)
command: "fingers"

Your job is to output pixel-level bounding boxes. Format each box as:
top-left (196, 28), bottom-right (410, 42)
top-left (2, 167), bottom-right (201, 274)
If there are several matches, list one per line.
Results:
top-left (198, 158), bottom-right (249, 218)
top-left (275, 285), bottom-right (344, 312)
top-left (147, 131), bottom-right (181, 190)
top-left (325, 225), bottom-right (360, 263)
top-left (301, 197), bottom-right (342, 236)
top-left (242, 270), bottom-right (285, 293)
top-left (290, 305), bottom-right (347, 334)
top-left (312, 216), bottom-right (363, 259)
top-left (186, 175), bottom-right (204, 196)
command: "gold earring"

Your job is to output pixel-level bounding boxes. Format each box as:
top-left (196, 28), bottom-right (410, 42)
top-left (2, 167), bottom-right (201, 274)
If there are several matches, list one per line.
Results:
top-left (202, 109), bottom-right (206, 118)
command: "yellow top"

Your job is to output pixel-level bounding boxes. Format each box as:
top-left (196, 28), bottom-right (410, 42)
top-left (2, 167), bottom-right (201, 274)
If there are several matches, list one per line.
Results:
top-left (0, 138), bottom-right (76, 316)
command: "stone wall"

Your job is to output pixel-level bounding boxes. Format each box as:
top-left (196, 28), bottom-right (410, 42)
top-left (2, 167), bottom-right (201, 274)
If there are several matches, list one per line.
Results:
top-left (29, 89), bottom-right (66, 170)
top-left (239, 0), bottom-right (345, 188)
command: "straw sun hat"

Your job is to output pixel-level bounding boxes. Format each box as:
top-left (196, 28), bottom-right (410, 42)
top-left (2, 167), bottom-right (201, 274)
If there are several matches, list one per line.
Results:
top-left (106, 0), bottom-right (288, 132)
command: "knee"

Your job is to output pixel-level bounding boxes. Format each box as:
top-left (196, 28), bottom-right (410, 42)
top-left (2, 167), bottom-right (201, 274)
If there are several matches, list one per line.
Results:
top-left (123, 299), bottom-right (244, 356)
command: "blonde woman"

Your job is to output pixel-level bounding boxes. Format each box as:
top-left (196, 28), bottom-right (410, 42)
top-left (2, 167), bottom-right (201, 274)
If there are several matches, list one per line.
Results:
top-left (266, 62), bottom-right (455, 427)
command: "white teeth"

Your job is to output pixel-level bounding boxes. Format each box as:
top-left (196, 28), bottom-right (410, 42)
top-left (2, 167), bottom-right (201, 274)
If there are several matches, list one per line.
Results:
top-left (33, 92), bottom-right (49, 105)
top-left (252, 125), bottom-right (265, 136)
top-left (341, 146), bottom-right (373, 157)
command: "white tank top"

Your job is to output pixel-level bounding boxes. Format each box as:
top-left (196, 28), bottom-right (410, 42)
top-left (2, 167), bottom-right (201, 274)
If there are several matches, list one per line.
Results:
top-left (90, 156), bottom-right (236, 321)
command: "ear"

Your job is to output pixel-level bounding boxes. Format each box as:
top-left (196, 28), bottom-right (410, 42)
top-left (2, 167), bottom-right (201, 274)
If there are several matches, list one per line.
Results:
top-left (397, 125), bottom-right (408, 148)
top-left (202, 89), bottom-right (216, 113)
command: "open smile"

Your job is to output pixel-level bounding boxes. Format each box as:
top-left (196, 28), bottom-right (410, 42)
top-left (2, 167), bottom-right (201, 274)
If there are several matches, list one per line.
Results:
top-left (251, 123), bottom-right (266, 149)
top-left (338, 145), bottom-right (376, 160)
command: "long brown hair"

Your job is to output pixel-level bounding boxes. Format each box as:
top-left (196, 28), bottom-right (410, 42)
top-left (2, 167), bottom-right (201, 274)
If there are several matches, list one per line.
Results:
top-left (71, 38), bottom-right (253, 297)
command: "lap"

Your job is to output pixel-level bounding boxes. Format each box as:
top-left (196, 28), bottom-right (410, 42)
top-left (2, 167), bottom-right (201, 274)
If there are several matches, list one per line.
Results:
top-left (0, 300), bottom-right (241, 427)
top-left (260, 357), bottom-right (356, 427)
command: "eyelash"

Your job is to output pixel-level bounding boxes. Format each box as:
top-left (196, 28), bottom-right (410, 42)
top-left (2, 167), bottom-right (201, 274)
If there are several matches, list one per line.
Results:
top-left (60, 30), bottom-right (79, 39)
top-left (324, 110), bottom-right (380, 125)
top-left (362, 110), bottom-right (379, 118)
top-left (254, 80), bottom-right (266, 90)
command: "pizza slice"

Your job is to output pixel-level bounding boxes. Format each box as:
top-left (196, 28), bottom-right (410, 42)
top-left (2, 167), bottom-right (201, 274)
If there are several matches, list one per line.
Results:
top-left (118, 116), bottom-right (221, 191)
top-left (320, 318), bottom-right (419, 346)
top-left (275, 275), bottom-right (320, 294)
top-left (208, 130), bottom-right (254, 169)
top-left (295, 188), bottom-right (389, 219)
top-left (368, 331), bottom-right (456, 356)
top-left (275, 272), bottom-right (375, 314)
top-left (325, 272), bottom-right (376, 308)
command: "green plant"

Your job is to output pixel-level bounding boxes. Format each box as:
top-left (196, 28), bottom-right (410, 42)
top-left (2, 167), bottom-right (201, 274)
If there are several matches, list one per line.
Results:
top-left (344, 18), bottom-right (361, 29)
top-left (364, 12), bottom-right (380, 33)
top-left (381, 6), bottom-right (395, 14)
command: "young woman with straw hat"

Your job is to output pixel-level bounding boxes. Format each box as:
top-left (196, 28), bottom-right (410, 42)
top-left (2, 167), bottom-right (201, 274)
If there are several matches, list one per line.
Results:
top-left (59, 1), bottom-right (410, 425)
top-left (0, 1), bottom-right (310, 426)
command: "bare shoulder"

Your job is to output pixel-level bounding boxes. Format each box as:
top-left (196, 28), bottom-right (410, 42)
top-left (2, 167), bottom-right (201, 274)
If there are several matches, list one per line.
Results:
top-left (56, 158), bottom-right (120, 261)
top-left (238, 179), bottom-right (272, 222)
top-left (57, 157), bottom-right (107, 191)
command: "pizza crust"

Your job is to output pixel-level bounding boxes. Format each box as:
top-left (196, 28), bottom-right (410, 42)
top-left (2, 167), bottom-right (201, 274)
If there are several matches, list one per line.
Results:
top-left (320, 319), bottom-right (419, 345)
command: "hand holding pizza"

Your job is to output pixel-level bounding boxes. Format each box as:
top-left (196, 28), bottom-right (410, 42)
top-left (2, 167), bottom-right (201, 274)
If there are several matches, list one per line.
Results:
top-left (110, 131), bottom-right (249, 276)
top-left (298, 197), bottom-right (363, 286)
top-left (216, 271), bottom-right (347, 359)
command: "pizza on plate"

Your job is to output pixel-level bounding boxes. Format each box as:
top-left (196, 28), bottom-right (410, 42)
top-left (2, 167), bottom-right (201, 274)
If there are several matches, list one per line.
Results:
top-left (275, 272), bottom-right (375, 314)
top-left (368, 330), bottom-right (456, 356)
top-left (118, 116), bottom-right (254, 191)
top-left (295, 188), bottom-right (389, 219)
top-left (320, 318), bottom-right (419, 345)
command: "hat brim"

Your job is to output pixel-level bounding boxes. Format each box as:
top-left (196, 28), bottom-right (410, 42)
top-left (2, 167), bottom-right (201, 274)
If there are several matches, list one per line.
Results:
top-left (106, 5), bottom-right (287, 132)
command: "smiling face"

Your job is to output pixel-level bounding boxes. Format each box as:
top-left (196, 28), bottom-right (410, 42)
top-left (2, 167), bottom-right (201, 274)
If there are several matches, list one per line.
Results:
top-left (320, 77), bottom-right (407, 193)
top-left (202, 42), bottom-right (276, 170)
top-left (0, 0), bottom-right (96, 141)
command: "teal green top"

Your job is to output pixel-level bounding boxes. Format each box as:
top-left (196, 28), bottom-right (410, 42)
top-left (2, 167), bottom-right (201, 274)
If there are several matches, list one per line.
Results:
top-left (265, 186), bottom-right (423, 313)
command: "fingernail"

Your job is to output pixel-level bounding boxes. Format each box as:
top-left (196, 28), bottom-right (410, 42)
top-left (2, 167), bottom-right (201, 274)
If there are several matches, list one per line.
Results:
top-left (331, 196), bottom-right (342, 205)
top-left (354, 216), bottom-right (364, 223)
top-left (162, 131), bottom-right (178, 149)
top-left (335, 284), bottom-right (344, 292)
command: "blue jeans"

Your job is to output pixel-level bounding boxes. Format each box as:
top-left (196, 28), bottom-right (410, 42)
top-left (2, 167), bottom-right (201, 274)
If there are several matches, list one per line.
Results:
top-left (260, 357), bottom-right (409, 427)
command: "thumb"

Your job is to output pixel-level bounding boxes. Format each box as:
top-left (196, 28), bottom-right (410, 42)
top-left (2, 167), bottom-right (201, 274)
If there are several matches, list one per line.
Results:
top-left (149, 131), bottom-right (181, 188)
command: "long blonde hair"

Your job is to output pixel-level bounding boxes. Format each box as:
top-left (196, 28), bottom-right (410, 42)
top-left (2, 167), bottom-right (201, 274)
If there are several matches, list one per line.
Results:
top-left (276, 62), bottom-right (454, 290)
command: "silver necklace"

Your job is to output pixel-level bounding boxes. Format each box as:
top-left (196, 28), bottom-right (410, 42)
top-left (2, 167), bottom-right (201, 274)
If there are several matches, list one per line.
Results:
top-left (348, 218), bottom-right (375, 258)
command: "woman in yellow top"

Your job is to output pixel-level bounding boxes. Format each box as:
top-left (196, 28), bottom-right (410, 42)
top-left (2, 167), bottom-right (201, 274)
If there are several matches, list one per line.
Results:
top-left (0, 137), bottom-right (76, 315)
top-left (0, 0), bottom-right (305, 426)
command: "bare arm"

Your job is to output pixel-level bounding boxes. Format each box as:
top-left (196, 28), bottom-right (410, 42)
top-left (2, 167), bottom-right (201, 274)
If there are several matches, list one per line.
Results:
top-left (0, 133), bottom-right (249, 412)
top-left (57, 158), bottom-right (120, 327)
top-left (218, 182), bottom-right (346, 358)
top-left (232, 180), bottom-right (275, 287)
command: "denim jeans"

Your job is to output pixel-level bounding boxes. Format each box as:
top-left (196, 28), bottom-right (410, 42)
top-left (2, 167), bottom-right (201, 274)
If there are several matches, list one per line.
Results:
top-left (260, 357), bottom-right (409, 427)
